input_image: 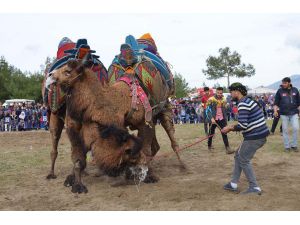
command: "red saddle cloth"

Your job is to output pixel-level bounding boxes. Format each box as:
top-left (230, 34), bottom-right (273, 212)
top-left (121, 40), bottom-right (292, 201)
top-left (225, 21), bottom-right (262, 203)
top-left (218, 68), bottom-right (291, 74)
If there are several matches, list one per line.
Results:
top-left (119, 75), bottom-right (152, 123)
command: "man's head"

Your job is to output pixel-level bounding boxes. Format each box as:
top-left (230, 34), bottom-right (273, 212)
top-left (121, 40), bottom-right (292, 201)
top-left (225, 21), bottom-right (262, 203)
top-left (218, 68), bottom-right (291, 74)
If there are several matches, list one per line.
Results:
top-left (229, 82), bottom-right (247, 101)
top-left (216, 87), bottom-right (223, 98)
top-left (204, 87), bottom-right (210, 96)
top-left (281, 77), bottom-right (291, 89)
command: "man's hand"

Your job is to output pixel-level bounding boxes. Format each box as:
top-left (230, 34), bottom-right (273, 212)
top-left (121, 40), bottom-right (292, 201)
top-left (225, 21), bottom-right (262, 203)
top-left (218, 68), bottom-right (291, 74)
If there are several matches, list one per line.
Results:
top-left (274, 111), bottom-right (279, 118)
top-left (211, 118), bottom-right (216, 124)
top-left (222, 125), bottom-right (234, 134)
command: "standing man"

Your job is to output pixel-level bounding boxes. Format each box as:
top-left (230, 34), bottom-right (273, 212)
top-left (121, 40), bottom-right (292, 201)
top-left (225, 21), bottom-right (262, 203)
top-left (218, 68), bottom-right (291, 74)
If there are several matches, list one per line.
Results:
top-left (274, 77), bottom-right (300, 152)
top-left (201, 87), bottom-right (211, 135)
top-left (222, 83), bottom-right (269, 194)
top-left (207, 87), bottom-right (234, 154)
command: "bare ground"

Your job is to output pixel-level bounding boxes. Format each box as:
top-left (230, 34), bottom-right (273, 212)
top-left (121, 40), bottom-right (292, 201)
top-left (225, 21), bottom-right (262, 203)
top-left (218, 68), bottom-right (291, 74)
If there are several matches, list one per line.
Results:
top-left (0, 123), bottom-right (299, 210)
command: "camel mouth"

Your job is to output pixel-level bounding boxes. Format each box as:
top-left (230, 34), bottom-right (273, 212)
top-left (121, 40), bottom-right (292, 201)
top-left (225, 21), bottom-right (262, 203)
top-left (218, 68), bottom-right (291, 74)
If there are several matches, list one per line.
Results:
top-left (100, 162), bottom-right (148, 180)
top-left (127, 165), bottom-right (149, 183)
top-left (45, 75), bottom-right (57, 89)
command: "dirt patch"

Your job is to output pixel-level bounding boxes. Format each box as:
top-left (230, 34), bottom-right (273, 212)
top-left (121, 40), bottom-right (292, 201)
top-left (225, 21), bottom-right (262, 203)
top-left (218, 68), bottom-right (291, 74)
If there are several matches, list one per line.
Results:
top-left (0, 123), bottom-right (299, 210)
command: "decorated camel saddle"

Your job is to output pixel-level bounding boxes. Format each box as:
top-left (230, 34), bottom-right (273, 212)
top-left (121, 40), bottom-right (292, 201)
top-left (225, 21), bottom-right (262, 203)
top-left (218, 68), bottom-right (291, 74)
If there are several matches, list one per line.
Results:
top-left (43, 38), bottom-right (108, 113)
top-left (108, 34), bottom-right (174, 122)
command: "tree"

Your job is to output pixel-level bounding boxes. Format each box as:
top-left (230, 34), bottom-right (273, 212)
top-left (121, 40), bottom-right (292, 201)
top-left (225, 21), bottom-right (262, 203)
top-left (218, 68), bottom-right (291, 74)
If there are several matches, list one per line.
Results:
top-left (202, 47), bottom-right (255, 88)
top-left (174, 72), bottom-right (190, 98)
top-left (0, 56), bottom-right (44, 102)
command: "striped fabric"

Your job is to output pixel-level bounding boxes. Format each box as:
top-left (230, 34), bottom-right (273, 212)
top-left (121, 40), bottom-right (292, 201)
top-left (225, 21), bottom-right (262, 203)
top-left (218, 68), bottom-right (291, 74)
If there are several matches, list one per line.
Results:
top-left (236, 97), bottom-right (270, 140)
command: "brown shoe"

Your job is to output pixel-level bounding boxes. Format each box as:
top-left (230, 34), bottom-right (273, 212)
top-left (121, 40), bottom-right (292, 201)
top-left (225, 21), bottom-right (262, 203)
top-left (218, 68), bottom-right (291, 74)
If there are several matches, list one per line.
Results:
top-left (226, 146), bottom-right (235, 154)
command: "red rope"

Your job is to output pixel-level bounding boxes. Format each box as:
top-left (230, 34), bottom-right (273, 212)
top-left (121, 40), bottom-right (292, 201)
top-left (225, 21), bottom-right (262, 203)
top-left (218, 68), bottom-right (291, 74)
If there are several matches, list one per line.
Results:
top-left (150, 134), bottom-right (215, 160)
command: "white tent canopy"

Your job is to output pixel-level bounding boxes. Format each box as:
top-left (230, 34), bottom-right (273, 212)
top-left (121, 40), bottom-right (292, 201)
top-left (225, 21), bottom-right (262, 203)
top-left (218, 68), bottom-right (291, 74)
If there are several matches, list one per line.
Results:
top-left (248, 86), bottom-right (277, 95)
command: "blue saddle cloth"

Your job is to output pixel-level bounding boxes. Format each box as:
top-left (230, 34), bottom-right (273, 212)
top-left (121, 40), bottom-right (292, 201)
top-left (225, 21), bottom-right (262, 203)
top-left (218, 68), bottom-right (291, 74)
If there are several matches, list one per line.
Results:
top-left (122, 35), bottom-right (172, 85)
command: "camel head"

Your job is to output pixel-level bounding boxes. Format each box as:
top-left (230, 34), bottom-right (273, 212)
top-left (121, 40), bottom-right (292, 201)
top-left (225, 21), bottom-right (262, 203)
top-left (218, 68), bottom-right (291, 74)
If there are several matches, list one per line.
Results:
top-left (46, 58), bottom-right (91, 90)
top-left (97, 125), bottom-right (148, 178)
top-left (82, 123), bottom-right (148, 179)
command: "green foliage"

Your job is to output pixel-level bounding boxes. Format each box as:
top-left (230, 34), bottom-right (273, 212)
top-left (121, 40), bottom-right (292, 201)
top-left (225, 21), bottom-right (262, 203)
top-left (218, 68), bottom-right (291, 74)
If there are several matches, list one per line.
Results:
top-left (174, 72), bottom-right (190, 98)
top-left (0, 56), bottom-right (44, 103)
top-left (202, 47), bottom-right (255, 88)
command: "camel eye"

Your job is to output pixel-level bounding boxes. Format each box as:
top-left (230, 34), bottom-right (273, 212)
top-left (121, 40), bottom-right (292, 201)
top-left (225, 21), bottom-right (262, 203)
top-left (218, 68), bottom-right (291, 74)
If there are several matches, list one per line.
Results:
top-left (64, 70), bottom-right (72, 76)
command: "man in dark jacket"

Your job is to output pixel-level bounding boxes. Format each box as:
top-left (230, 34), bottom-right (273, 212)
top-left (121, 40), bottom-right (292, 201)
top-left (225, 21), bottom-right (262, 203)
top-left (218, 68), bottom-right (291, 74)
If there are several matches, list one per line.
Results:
top-left (207, 87), bottom-right (234, 154)
top-left (274, 77), bottom-right (300, 152)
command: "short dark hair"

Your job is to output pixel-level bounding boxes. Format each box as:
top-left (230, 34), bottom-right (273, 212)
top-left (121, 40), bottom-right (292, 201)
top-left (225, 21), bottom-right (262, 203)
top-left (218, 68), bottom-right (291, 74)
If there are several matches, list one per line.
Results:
top-left (229, 82), bottom-right (247, 96)
top-left (282, 77), bottom-right (291, 83)
top-left (204, 87), bottom-right (209, 91)
top-left (216, 87), bottom-right (223, 91)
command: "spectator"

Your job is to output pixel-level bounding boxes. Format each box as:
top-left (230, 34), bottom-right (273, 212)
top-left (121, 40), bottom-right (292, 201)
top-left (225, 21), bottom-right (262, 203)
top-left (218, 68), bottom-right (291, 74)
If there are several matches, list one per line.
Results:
top-left (206, 87), bottom-right (234, 154)
top-left (201, 87), bottom-right (212, 135)
top-left (274, 77), bottom-right (300, 152)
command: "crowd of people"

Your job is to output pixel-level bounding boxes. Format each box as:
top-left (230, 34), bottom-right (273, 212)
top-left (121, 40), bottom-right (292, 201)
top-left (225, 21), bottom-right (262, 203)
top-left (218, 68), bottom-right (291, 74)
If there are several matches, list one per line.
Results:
top-left (171, 92), bottom-right (278, 124)
top-left (0, 90), bottom-right (281, 133)
top-left (0, 102), bottom-right (48, 132)
top-left (171, 98), bottom-right (239, 125)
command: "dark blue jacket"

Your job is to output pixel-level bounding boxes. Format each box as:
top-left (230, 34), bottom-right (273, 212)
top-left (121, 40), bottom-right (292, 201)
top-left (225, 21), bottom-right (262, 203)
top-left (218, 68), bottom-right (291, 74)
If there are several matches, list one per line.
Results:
top-left (274, 85), bottom-right (300, 115)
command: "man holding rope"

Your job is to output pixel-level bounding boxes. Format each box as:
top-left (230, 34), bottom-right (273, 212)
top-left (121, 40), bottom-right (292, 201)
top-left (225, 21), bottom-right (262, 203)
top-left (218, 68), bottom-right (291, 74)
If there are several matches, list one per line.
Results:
top-left (222, 82), bottom-right (270, 195)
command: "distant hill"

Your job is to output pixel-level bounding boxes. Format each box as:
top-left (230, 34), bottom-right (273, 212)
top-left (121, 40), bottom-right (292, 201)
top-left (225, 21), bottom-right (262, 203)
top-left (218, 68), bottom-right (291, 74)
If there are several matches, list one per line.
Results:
top-left (267, 74), bottom-right (300, 90)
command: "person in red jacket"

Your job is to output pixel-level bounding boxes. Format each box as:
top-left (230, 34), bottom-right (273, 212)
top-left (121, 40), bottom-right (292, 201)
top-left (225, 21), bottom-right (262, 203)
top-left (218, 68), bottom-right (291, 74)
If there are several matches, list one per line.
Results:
top-left (201, 87), bottom-right (212, 135)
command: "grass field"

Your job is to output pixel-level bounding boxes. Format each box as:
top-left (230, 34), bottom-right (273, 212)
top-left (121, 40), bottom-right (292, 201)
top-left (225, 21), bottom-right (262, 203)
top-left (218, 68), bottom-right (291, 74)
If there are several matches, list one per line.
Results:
top-left (0, 121), bottom-right (299, 210)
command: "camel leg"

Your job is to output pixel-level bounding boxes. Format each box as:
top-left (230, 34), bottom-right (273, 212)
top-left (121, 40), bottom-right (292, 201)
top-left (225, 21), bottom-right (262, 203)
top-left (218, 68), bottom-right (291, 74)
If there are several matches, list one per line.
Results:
top-left (137, 124), bottom-right (159, 183)
top-left (138, 124), bottom-right (155, 159)
top-left (160, 106), bottom-right (186, 169)
top-left (63, 117), bottom-right (88, 193)
top-left (46, 112), bottom-right (65, 179)
top-left (151, 126), bottom-right (160, 156)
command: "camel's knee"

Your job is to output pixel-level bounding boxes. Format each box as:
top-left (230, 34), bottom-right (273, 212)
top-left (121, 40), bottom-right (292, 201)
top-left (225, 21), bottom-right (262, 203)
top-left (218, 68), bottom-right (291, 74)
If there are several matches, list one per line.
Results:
top-left (74, 159), bottom-right (86, 171)
top-left (50, 128), bottom-right (63, 141)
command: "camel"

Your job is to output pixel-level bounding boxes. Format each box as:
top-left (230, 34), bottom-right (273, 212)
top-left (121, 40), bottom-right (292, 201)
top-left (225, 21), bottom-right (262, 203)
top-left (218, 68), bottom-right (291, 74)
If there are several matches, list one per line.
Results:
top-left (47, 49), bottom-right (185, 192)
top-left (42, 38), bottom-right (108, 179)
top-left (47, 58), bottom-right (156, 193)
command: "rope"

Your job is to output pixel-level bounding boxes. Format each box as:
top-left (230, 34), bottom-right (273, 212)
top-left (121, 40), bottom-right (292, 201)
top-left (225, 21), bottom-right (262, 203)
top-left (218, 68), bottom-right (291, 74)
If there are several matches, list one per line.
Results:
top-left (149, 134), bottom-right (215, 161)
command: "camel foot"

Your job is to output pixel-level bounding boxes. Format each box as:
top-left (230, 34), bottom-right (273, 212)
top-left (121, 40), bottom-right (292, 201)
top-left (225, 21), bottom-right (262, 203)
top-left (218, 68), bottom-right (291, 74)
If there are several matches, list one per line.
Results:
top-left (179, 162), bottom-right (187, 171)
top-left (71, 183), bottom-right (88, 194)
top-left (64, 174), bottom-right (75, 187)
top-left (46, 173), bottom-right (57, 179)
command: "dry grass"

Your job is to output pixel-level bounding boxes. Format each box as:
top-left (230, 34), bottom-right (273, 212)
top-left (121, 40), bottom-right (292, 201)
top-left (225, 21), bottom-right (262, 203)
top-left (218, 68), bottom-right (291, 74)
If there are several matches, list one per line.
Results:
top-left (0, 121), bottom-right (299, 210)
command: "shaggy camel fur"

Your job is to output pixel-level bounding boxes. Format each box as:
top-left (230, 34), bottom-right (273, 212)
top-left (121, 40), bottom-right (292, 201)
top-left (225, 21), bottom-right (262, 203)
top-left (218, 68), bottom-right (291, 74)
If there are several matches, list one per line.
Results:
top-left (48, 59), bottom-right (156, 193)
top-left (49, 57), bottom-right (185, 193)
top-left (42, 65), bottom-right (107, 180)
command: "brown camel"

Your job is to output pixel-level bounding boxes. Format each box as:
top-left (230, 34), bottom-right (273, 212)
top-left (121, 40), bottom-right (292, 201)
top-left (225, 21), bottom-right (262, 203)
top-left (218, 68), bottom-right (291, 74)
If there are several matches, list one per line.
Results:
top-left (47, 51), bottom-right (185, 192)
top-left (108, 44), bottom-right (185, 169)
top-left (47, 59), bottom-right (155, 193)
top-left (42, 39), bottom-right (108, 180)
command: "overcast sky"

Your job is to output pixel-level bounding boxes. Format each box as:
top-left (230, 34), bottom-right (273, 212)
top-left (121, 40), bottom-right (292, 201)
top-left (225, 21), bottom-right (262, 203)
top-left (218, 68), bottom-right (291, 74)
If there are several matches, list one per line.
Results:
top-left (1, 13), bottom-right (300, 88)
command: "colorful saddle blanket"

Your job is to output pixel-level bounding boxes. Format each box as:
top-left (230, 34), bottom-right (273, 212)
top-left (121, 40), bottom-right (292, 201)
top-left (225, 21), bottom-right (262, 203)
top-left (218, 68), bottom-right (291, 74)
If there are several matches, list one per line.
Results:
top-left (124, 35), bottom-right (173, 88)
top-left (108, 58), bottom-right (161, 106)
